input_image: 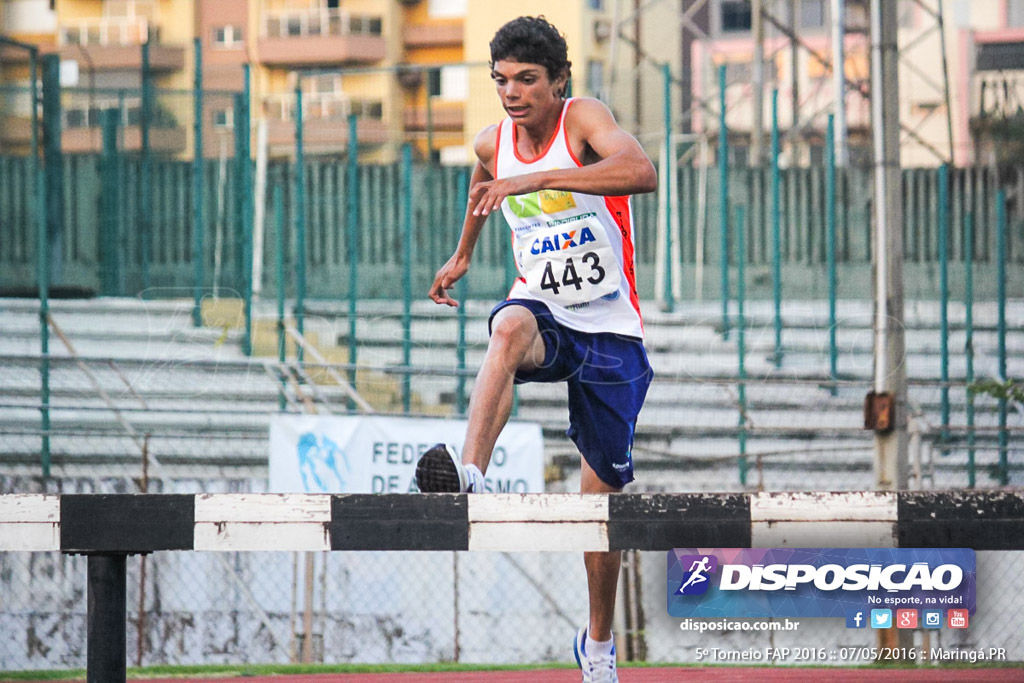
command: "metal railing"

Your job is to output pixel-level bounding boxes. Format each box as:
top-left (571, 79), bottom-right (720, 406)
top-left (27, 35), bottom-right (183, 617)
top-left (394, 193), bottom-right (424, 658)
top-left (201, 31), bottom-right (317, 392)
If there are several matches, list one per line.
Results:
top-left (58, 16), bottom-right (152, 47)
top-left (262, 8), bottom-right (383, 39)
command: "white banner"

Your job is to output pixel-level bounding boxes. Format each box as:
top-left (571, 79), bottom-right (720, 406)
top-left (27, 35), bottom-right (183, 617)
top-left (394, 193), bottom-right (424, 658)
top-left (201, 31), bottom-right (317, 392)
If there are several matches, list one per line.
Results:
top-left (269, 415), bottom-right (544, 494)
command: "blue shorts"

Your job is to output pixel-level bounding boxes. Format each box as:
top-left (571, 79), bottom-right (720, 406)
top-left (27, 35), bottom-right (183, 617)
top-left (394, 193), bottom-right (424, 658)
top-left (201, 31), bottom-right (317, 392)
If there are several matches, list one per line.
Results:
top-left (489, 299), bottom-right (653, 489)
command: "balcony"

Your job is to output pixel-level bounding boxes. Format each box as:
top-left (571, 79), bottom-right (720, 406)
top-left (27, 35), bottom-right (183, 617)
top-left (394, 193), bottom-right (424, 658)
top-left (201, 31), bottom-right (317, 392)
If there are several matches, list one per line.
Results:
top-left (403, 100), bottom-right (464, 132)
top-left (263, 93), bottom-right (389, 151)
top-left (57, 17), bottom-right (184, 72)
top-left (403, 21), bottom-right (463, 49)
top-left (259, 9), bottom-right (386, 66)
top-left (58, 98), bottom-right (186, 154)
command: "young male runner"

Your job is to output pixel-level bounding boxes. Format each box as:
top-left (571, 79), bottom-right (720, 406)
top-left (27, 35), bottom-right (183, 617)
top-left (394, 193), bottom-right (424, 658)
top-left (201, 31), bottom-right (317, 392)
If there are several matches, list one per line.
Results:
top-left (415, 16), bottom-right (656, 683)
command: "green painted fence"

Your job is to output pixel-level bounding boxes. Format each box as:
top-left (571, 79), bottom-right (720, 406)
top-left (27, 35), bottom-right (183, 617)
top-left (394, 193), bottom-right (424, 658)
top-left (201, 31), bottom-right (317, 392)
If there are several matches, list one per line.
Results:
top-left (1, 156), bottom-right (1022, 301)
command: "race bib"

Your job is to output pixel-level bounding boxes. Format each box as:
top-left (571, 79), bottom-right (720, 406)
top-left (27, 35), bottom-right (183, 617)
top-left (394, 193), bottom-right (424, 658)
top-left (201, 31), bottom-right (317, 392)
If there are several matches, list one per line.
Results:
top-left (518, 218), bottom-right (621, 306)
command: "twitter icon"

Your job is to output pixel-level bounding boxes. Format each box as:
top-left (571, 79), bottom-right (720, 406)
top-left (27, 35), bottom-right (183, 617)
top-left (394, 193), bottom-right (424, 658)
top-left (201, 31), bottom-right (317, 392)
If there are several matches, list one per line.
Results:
top-left (870, 609), bottom-right (892, 629)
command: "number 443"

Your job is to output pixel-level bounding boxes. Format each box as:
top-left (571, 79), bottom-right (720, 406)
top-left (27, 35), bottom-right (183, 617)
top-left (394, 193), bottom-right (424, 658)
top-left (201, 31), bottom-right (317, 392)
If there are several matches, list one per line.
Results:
top-left (539, 252), bottom-right (605, 295)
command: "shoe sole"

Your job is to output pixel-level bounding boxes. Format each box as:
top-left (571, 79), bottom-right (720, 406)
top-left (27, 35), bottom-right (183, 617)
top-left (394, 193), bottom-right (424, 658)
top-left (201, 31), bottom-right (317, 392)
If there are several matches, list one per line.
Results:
top-left (415, 446), bottom-right (462, 493)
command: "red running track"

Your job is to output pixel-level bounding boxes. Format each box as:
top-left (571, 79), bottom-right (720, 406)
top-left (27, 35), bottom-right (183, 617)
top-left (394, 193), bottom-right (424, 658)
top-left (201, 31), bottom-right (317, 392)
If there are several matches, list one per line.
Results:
top-left (117, 666), bottom-right (1024, 682)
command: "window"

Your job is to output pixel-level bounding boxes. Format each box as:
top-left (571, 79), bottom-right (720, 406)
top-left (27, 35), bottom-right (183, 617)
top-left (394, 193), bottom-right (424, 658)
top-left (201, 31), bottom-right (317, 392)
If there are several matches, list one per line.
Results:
top-left (587, 60), bottom-right (605, 97)
top-left (588, 0), bottom-right (605, 9)
top-left (212, 108), bottom-right (233, 128)
top-left (1010, 0), bottom-right (1024, 27)
top-left (350, 15), bottom-right (382, 35)
top-left (351, 100), bottom-right (383, 120)
top-left (428, 0), bottom-right (466, 19)
top-left (439, 65), bottom-right (468, 101)
top-left (800, 0), bottom-right (825, 28)
top-left (212, 25), bottom-right (243, 48)
top-left (306, 74), bottom-right (341, 95)
top-left (427, 69), bottom-right (442, 97)
top-left (721, 1), bottom-right (751, 32)
top-left (897, 0), bottom-right (916, 28)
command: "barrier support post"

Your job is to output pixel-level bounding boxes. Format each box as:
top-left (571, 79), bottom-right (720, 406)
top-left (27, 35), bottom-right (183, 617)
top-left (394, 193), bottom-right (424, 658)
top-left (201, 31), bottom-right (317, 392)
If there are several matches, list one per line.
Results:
top-left (87, 554), bottom-right (128, 683)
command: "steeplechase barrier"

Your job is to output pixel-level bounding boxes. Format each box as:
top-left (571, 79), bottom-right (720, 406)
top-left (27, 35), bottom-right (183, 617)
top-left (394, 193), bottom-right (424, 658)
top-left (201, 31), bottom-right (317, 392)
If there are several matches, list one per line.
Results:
top-left (2, 491), bottom-right (1022, 682)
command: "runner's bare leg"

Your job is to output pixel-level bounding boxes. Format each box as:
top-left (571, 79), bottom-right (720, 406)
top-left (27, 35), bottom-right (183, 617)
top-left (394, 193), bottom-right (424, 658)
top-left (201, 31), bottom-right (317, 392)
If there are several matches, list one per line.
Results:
top-left (581, 457), bottom-right (622, 642)
top-left (461, 305), bottom-right (547, 473)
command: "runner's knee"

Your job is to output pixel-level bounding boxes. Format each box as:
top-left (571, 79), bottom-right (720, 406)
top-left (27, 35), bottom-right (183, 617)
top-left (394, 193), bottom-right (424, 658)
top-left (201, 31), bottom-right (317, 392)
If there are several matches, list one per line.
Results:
top-left (489, 310), bottom-right (541, 361)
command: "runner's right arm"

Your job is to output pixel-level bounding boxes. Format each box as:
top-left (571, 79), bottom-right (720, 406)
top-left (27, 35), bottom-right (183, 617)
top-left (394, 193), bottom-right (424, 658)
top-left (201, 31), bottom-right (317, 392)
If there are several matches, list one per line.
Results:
top-left (427, 126), bottom-right (498, 307)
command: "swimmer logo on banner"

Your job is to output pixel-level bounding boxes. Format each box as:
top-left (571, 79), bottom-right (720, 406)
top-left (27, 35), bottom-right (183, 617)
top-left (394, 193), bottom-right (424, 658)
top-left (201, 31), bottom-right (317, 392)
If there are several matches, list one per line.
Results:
top-left (667, 548), bottom-right (976, 620)
top-left (269, 415), bottom-right (544, 494)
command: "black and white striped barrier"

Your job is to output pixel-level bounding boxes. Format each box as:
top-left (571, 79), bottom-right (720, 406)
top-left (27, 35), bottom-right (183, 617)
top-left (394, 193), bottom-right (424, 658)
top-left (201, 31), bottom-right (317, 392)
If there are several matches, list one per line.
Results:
top-left (2, 491), bottom-right (1022, 683)
top-left (3, 490), bottom-right (1024, 553)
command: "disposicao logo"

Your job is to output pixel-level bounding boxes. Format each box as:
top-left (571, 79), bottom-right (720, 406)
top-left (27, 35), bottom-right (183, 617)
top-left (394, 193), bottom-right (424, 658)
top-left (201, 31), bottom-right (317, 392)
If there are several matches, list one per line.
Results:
top-left (667, 548), bottom-right (976, 620)
top-left (675, 555), bottom-right (718, 596)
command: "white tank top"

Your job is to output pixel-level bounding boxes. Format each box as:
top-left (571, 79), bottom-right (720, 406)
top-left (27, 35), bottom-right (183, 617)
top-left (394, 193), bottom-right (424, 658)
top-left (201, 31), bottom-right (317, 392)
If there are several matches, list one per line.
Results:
top-left (494, 98), bottom-right (644, 339)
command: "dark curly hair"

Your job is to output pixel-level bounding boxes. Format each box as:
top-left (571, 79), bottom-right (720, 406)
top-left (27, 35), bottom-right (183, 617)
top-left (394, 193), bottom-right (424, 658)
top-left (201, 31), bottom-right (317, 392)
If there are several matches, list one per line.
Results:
top-left (489, 16), bottom-right (572, 95)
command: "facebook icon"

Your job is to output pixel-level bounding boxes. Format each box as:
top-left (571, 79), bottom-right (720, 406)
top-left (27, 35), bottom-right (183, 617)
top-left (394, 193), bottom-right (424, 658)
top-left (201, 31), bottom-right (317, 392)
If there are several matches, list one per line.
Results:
top-left (846, 610), bottom-right (867, 629)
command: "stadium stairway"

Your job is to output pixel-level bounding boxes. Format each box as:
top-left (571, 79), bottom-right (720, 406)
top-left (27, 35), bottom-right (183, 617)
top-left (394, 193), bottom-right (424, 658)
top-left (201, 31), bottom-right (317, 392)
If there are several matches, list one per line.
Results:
top-left (0, 296), bottom-right (1020, 490)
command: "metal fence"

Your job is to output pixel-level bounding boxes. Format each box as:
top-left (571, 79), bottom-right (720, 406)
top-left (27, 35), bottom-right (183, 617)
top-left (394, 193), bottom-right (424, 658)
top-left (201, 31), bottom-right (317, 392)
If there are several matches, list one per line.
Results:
top-left (2, 45), bottom-right (1023, 675)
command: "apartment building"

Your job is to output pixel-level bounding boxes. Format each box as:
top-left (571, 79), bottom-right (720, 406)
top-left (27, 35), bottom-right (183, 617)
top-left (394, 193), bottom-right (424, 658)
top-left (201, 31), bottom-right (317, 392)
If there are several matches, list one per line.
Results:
top-left (687, 0), bottom-right (1024, 167)
top-left (0, 0), bottom-right (621, 162)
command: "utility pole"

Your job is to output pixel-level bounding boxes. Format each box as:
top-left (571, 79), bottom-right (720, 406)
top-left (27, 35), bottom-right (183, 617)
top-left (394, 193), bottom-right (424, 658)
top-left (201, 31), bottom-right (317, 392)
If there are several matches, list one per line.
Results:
top-left (869, 0), bottom-right (908, 492)
top-left (869, 0), bottom-right (909, 656)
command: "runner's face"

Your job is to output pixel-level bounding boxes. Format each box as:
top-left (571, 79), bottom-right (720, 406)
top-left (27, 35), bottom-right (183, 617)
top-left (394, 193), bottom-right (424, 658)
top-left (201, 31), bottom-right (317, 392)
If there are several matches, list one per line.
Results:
top-left (491, 60), bottom-right (566, 126)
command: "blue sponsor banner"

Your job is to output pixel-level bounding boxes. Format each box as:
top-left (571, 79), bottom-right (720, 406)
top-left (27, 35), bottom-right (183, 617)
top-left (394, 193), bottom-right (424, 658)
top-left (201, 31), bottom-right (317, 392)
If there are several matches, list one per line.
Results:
top-left (667, 548), bottom-right (976, 619)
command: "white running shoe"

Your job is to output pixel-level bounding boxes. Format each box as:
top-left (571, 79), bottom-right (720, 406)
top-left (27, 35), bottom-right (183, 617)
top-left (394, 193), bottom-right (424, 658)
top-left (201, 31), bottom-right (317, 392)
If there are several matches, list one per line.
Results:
top-left (415, 444), bottom-right (484, 493)
top-left (573, 626), bottom-right (618, 683)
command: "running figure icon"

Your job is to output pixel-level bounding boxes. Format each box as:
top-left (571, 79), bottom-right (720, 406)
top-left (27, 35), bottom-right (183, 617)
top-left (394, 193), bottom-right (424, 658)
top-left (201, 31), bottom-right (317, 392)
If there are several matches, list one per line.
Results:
top-left (678, 556), bottom-right (712, 594)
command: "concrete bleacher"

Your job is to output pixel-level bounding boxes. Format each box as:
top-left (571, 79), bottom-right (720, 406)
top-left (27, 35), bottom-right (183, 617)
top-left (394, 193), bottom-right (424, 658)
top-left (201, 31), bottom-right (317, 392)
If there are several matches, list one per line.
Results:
top-left (0, 296), bottom-right (1019, 489)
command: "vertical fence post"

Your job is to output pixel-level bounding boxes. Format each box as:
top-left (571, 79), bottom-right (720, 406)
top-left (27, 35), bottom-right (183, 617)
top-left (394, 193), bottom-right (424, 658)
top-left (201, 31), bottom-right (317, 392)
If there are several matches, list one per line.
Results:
top-left (140, 38), bottom-right (152, 295)
top-left (826, 114), bottom-right (837, 392)
top-left (117, 89), bottom-right (127, 295)
top-left (275, 184), bottom-right (287, 413)
top-left (736, 205), bottom-right (747, 486)
top-left (456, 168), bottom-right (470, 416)
top-left (346, 114), bottom-right (360, 396)
top-left (100, 110), bottom-right (121, 296)
top-left (39, 56), bottom-right (58, 479)
top-left (401, 143), bottom-right (413, 413)
top-left (718, 64), bottom-right (730, 339)
top-left (663, 63), bottom-right (675, 312)
top-left (938, 164), bottom-right (950, 445)
top-left (41, 54), bottom-right (63, 287)
top-left (996, 190), bottom-right (1008, 485)
top-left (192, 37), bottom-right (205, 327)
top-left (294, 81), bottom-right (306, 361)
top-left (964, 211), bottom-right (975, 487)
top-left (770, 88), bottom-right (783, 367)
top-left (36, 164), bottom-right (50, 479)
top-left (240, 65), bottom-right (253, 356)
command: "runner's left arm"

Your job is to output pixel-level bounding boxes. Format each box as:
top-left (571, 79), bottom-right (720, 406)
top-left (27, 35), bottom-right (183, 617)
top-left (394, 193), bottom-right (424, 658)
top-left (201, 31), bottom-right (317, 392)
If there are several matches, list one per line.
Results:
top-left (468, 99), bottom-right (657, 217)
